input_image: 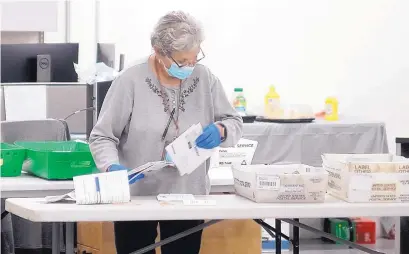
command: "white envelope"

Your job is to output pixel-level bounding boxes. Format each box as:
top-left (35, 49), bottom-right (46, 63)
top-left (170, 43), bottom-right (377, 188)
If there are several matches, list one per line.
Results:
top-left (165, 123), bottom-right (216, 176)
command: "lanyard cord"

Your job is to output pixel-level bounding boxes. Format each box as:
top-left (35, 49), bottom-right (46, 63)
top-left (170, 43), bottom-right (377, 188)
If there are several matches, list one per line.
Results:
top-left (153, 56), bottom-right (182, 136)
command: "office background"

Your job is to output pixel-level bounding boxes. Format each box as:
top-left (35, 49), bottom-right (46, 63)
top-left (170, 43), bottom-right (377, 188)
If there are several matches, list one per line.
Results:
top-left (1, 0), bottom-right (409, 152)
top-left (0, 0), bottom-right (408, 244)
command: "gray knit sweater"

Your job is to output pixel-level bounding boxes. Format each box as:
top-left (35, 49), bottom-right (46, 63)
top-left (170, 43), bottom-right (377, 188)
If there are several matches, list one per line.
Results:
top-left (89, 58), bottom-right (243, 196)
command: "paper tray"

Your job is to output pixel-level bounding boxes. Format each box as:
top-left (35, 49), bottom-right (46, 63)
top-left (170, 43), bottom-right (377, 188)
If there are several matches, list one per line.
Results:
top-left (255, 116), bottom-right (315, 123)
top-left (232, 164), bottom-right (328, 203)
top-left (322, 153), bottom-right (409, 202)
top-left (322, 154), bottom-right (409, 173)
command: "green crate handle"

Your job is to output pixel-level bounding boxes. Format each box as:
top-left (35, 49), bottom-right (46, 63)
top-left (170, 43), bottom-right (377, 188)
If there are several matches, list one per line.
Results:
top-left (0, 143), bottom-right (26, 177)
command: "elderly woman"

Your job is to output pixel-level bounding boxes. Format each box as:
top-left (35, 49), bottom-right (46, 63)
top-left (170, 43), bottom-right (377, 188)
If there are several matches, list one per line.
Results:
top-left (89, 10), bottom-right (243, 254)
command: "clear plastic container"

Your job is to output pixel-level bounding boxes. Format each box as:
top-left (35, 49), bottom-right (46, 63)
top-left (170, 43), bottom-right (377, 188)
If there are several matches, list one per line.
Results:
top-left (232, 88), bottom-right (247, 116)
top-left (281, 104), bottom-right (314, 119)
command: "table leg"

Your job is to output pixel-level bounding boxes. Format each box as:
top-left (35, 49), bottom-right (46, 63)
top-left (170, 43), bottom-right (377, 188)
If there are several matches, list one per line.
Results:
top-left (66, 222), bottom-right (75, 254)
top-left (1, 86), bottom-right (6, 121)
top-left (275, 219), bottom-right (281, 254)
top-left (292, 219), bottom-right (300, 254)
top-left (52, 222), bottom-right (61, 254)
top-left (394, 217), bottom-right (400, 254)
top-left (253, 219), bottom-right (290, 241)
top-left (1, 211), bottom-right (9, 220)
top-left (85, 83), bottom-right (94, 140)
top-left (399, 216), bottom-right (409, 254)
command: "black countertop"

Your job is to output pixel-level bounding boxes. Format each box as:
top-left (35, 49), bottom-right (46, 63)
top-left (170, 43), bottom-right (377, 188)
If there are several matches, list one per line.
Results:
top-left (396, 137), bottom-right (409, 144)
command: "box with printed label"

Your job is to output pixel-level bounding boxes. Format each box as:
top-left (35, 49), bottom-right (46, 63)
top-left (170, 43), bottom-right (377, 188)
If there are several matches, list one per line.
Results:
top-left (232, 164), bottom-right (328, 203)
top-left (322, 154), bottom-right (409, 203)
top-left (210, 138), bottom-right (258, 168)
top-left (352, 218), bottom-right (376, 244)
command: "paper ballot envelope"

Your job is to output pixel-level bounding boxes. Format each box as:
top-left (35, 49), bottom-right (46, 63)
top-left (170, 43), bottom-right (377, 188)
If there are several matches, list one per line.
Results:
top-left (45, 161), bottom-right (176, 204)
top-left (45, 170), bottom-right (131, 205)
top-left (165, 123), bottom-right (216, 176)
top-left (127, 161), bottom-right (175, 183)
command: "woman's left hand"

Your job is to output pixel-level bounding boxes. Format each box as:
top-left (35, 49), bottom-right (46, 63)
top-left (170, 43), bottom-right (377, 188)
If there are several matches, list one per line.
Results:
top-left (195, 123), bottom-right (223, 149)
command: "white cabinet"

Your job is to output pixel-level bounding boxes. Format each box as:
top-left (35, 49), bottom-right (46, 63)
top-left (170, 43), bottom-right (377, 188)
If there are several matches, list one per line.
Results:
top-left (0, 1), bottom-right (58, 32)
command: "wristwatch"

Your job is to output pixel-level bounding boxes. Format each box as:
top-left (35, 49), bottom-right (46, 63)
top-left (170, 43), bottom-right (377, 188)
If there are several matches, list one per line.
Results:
top-left (219, 123), bottom-right (227, 142)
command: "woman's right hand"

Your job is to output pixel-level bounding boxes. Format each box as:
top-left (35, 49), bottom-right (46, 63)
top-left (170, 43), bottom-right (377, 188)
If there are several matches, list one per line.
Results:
top-left (108, 164), bottom-right (128, 172)
top-left (165, 153), bottom-right (173, 163)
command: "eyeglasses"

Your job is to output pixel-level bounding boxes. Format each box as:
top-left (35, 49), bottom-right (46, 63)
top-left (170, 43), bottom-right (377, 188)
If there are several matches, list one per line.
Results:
top-left (169, 48), bottom-right (206, 68)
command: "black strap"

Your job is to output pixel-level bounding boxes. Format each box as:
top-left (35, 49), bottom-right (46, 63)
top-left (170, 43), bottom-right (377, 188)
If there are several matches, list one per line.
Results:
top-left (1, 211), bottom-right (9, 220)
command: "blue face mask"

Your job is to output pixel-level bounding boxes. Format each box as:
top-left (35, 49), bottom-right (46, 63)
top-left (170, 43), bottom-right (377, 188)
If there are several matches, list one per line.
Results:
top-left (167, 63), bottom-right (194, 80)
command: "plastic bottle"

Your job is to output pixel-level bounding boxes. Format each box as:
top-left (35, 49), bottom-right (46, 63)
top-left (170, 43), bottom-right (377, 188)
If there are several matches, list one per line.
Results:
top-left (264, 85), bottom-right (281, 118)
top-left (324, 97), bottom-right (339, 121)
top-left (232, 88), bottom-right (247, 116)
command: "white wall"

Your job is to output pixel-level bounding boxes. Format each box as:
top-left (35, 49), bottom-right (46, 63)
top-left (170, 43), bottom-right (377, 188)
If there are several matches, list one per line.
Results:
top-left (44, 1), bottom-right (67, 43)
top-left (96, 0), bottom-right (409, 152)
top-left (0, 1), bottom-right (58, 32)
top-left (69, 0), bottom-right (97, 67)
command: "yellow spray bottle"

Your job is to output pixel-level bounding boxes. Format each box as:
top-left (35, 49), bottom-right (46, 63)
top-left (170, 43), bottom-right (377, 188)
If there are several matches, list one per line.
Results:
top-left (325, 97), bottom-right (339, 121)
top-left (264, 85), bottom-right (280, 118)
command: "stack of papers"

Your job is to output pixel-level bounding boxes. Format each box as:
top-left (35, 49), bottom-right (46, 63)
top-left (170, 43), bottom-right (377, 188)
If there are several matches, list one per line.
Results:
top-left (46, 171), bottom-right (130, 204)
top-left (156, 194), bottom-right (216, 206)
top-left (128, 161), bottom-right (175, 182)
top-left (166, 123), bottom-right (216, 176)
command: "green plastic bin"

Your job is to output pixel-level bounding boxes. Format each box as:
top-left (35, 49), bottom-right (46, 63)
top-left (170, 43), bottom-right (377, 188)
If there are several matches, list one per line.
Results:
top-left (14, 141), bottom-right (98, 180)
top-left (0, 143), bottom-right (26, 177)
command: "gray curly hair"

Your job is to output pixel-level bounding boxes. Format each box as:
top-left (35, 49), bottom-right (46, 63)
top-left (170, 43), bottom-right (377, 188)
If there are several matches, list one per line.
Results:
top-left (151, 11), bottom-right (204, 56)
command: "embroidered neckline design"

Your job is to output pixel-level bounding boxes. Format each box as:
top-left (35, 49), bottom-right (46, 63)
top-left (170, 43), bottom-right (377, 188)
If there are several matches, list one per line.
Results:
top-left (179, 77), bottom-right (199, 112)
top-left (145, 77), bottom-right (169, 112)
top-left (145, 77), bottom-right (199, 112)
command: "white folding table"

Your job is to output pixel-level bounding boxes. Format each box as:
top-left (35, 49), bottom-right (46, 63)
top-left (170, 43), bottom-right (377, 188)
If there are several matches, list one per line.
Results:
top-left (1, 173), bottom-right (74, 253)
top-left (6, 194), bottom-right (409, 254)
top-left (0, 168), bottom-right (233, 254)
top-left (0, 168), bottom-right (233, 198)
top-left (0, 172), bottom-right (74, 198)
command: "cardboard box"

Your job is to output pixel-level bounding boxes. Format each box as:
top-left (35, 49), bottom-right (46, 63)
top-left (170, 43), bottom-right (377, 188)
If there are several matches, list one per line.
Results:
top-left (329, 218), bottom-right (354, 244)
top-left (352, 218), bottom-right (376, 244)
top-left (322, 154), bottom-right (409, 202)
top-left (200, 219), bottom-right (262, 254)
top-left (210, 138), bottom-right (258, 168)
top-left (232, 164), bottom-right (328, 203)
top-left (322, 154), bottom-right (409, 173)
top-left (380, 217), bottom-right (396, 239)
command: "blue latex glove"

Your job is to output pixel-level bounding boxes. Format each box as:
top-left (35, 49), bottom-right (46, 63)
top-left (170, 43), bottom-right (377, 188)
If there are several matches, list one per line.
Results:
top-left (195, 123), bottom-right (222, 149)
top-left (165, 153), bottom-right (173, 163)
top-left (108, 164), bottom-right (145, 184)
